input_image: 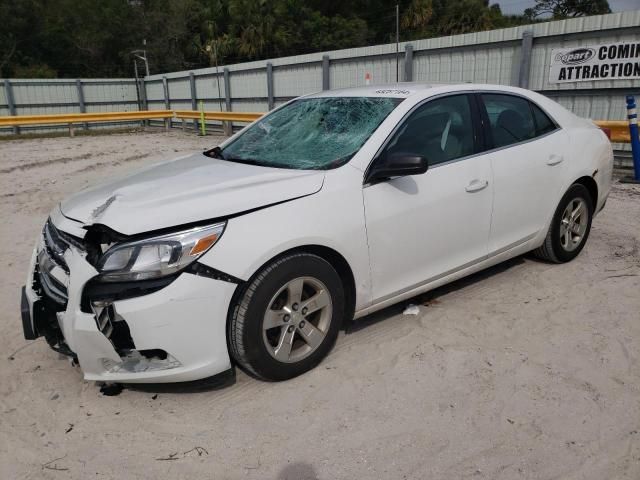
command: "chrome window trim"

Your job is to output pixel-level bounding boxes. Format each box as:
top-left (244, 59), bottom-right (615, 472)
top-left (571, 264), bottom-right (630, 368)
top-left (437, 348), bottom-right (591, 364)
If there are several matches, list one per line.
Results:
top-left (468, 127), bottom-right (561, 159)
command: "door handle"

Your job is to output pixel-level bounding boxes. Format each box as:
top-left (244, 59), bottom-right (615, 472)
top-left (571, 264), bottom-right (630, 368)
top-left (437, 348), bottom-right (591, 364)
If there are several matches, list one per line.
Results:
top-left (547, 154), bottom-right (564, 166)
top-left (465, 179), bottom-right (489, 193)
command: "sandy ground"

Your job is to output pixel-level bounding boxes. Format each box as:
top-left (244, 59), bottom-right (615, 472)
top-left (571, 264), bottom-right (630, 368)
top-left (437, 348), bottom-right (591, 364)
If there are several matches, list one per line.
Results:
top-left (1, 130), bottom-right (639, 480)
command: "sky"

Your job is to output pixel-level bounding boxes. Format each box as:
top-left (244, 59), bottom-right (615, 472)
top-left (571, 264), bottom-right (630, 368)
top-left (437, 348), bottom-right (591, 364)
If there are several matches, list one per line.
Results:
top-left (490, 0), bottom-right (640, 16)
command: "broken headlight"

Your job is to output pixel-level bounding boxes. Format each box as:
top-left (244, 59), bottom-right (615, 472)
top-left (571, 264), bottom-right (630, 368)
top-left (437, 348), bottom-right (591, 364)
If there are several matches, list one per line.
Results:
top-left (97, 222), bottom-right (226, 282)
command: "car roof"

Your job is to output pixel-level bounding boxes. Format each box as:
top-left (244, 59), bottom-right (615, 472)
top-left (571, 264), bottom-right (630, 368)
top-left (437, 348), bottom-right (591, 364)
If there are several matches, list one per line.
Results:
top-left (299, 83), bottom-right (582, 128)
top-left (304, 82), bottom-right (547, 100)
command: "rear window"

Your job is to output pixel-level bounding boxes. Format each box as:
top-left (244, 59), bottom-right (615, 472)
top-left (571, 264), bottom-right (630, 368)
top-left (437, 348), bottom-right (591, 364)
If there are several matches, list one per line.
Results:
top-left (531, 103), bottom-right (557, 136)
top-left (481, 94), bottom-right (536, 148)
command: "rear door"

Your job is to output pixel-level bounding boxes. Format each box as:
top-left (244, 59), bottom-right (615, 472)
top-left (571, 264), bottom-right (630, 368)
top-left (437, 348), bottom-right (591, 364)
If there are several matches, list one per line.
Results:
top-left (478, 93), bottom-right (569, 255)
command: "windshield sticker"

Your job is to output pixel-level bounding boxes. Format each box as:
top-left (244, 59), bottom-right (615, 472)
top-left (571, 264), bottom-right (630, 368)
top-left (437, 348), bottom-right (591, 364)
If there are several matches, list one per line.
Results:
top-left (374, 89), bottom-right (411, 95)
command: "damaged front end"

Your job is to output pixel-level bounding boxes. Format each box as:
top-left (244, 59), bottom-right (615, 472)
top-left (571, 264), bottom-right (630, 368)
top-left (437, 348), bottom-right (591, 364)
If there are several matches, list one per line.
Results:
top-left (21, 210), bottom-right (239, 383)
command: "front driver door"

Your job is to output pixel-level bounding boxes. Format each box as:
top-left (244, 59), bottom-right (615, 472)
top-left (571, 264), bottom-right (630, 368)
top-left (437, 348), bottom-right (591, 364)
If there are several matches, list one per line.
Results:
top-left (363, 94), bottom-right (494, 303)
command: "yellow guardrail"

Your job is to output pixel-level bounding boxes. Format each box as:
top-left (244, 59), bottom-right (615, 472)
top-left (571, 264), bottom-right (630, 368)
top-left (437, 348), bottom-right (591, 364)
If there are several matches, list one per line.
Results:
top-left (0, 110), bottom-right (174, 127)
top-left (0, 110), bottom-right (633, 143)
top-left (173, 110), bottom-right (263, 122)
top-left (0, 109), bottom-right (263, 137)
top-left (593, 120), bottom-right (632, 143)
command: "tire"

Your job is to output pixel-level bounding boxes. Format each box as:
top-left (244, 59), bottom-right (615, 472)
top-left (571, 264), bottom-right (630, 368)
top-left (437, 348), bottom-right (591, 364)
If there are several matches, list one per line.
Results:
top-left (533, 183), bottom-right (594, 263)
top-left (229, 252), bottom-right (345, 381)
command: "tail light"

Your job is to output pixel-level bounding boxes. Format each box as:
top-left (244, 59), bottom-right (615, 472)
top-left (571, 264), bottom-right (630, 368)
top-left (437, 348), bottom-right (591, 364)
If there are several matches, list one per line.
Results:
top-left (599, 127), bottom-right (612, 140)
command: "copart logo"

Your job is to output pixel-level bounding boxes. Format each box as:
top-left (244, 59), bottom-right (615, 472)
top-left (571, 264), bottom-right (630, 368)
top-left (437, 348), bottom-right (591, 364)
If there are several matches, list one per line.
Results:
top-left (555, 48), bottom-right (595, 65)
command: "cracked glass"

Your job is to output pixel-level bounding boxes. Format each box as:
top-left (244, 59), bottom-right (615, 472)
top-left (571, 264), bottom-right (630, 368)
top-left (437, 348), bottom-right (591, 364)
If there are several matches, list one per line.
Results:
top-left (220, 97), bottom-right (403, 170)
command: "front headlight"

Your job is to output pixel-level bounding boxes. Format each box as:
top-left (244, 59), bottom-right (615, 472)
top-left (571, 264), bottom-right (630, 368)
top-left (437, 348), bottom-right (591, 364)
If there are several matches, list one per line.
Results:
top-left (97, 222), bottom-right (226, 282)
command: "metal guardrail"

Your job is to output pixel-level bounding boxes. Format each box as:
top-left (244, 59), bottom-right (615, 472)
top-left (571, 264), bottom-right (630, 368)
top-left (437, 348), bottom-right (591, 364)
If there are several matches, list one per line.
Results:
top-left (0, 109), bottom-right (262, 137)
top-left (0, 110), bottom-right (635, 144)
top-left (593, 120), bottom-right (635, 143)
top-left (0, 110), bottom-right (174, 127)
top-left (172, 110), bottom-right (262, 122)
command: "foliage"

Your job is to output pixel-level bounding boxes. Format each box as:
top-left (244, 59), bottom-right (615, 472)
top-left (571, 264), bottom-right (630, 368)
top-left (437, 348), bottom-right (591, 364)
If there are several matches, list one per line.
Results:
top-left (524, 0), bottom-right (611, 19)
top-left (0, 0), bottom-right (606, 78)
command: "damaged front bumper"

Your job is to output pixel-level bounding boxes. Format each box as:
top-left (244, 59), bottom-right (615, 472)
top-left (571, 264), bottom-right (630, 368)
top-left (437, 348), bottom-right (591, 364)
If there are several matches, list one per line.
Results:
top-left (21, 219), bottom-right (237, 384)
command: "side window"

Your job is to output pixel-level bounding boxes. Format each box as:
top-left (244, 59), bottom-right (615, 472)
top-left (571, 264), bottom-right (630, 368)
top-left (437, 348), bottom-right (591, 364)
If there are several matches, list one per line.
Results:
top-left (530, 102), bottom-right (557, 136)
top-left (382, 94), bottom-right (475, 166)
top-left (481, 94), bottom-right (536, 148)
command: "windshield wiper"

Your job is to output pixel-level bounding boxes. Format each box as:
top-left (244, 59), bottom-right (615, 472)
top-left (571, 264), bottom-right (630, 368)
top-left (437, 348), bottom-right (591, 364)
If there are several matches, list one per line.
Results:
top-left (224, 156), bottom-right (265, 166)
top-left (206, 148), bottom-right (294, 169)
top-left (204, 147), bottom-right (262, 166)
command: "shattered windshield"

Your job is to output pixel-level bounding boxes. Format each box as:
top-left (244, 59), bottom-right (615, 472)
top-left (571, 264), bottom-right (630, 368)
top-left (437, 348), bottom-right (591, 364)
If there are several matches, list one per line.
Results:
top-left (219, 97), bottom-right (402, 170)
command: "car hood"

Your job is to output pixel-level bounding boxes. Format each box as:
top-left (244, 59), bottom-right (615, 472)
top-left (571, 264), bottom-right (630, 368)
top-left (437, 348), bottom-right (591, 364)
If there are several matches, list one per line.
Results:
top-left (60, 153), bottom-right (325, 235)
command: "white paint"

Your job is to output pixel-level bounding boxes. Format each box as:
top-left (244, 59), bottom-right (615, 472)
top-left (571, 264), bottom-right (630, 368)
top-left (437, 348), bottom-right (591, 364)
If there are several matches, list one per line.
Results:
top-left (60, 155), bottom-right (325, 234)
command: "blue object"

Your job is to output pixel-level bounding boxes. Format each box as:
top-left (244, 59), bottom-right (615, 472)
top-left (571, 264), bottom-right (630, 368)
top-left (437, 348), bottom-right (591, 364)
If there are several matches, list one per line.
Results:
top-left (627, 95), bottom-right (640, 181)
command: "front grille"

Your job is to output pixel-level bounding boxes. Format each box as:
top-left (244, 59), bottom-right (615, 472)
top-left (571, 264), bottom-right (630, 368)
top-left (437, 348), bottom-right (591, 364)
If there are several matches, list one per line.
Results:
top-left (36, 219), bottom-right (84, 306)
top-left (36, 261), bottom-right (68, 305)
top-left (42, 219), bottom-right (84, 272)
top-left (33, 259), bottom-right (67, 308)
top-left (90, 301), bottom-right (136, 352)
top-left (93, 303), bottom-right (116, 338)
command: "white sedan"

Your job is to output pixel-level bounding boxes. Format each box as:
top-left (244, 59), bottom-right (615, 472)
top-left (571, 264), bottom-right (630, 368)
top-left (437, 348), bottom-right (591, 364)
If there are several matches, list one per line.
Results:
top-left (21, 83), bottom-right (613, 383)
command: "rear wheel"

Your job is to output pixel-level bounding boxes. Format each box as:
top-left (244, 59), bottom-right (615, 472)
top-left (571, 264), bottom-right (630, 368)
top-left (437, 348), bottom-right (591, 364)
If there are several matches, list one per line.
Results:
top-left (229, 252), bottom-right (344, 381)
top-left (534, 183), bottom-right (593, 263)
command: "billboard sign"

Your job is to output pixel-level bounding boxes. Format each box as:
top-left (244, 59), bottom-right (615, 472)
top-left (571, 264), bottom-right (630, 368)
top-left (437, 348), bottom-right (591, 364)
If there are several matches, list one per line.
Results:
top-left (549, 42), bottom-right (640, 83)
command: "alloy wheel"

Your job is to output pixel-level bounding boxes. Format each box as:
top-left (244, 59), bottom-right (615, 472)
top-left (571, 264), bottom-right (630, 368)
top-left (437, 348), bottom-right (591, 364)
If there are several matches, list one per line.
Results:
top-left (262, 276), bottom-right (333, 363)
top-left (559, 198), bottom-right (588, 252)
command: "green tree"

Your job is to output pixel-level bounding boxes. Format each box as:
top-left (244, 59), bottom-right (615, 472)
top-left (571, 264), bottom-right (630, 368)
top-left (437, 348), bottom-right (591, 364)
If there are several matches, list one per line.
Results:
top-left (0, 0), bottom-right (49, 77)
top-left (0, 0), bottom-right (537, 78)
top-left (524, 0), bottom-right (611, 19)
top-left (140, 0), bottom-right (209, 72)
top-left (227, 0), bottom-right (279, 59)
top-left (401, 0), bottom-right (434, 38)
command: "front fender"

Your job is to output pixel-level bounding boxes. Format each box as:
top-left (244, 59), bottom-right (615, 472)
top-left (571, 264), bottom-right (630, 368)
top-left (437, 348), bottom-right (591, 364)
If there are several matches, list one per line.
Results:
top-left (198, 166), bottom-right (372, 311)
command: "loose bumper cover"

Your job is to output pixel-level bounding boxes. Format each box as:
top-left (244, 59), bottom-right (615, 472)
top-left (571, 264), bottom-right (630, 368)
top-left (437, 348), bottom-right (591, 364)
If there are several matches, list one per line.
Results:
top-left (21, 224), bottom-right (237, 383)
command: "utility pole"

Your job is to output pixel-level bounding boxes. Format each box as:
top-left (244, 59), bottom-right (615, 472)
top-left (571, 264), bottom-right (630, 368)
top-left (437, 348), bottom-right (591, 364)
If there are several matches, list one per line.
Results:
top-left (142, 39), bottom-right (150, 76)
top-left (205, 22), bottom-right (223, 112)
top-left (395, 4), bottom-right (400, 82)
top-left (213, 43), bottom-right (223, 111)
top-left (131, 44), bottom-right (150, 78)
top-left (143, 51), bottom-right (150, 76)
top-left (133, 58), bottom-right (139, 82)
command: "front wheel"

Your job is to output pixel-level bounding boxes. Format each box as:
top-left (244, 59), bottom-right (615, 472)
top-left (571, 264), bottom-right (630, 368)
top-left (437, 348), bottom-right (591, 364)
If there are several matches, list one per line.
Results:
top-left (228, 252), bottom-right (345, 381)
top-left (534, 183), bottom-right (593, 263)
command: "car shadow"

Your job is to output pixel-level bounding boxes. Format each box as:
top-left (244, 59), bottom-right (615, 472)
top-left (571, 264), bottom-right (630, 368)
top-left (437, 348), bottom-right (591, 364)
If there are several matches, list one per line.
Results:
top-left (278, 462), bottom-right (318, 479)
top-left (119, 367), bottom-right (237, 395)
top-left (114, 254), bottom-right (534, 395)
top-left (346, 254), bottom-right (528, 334)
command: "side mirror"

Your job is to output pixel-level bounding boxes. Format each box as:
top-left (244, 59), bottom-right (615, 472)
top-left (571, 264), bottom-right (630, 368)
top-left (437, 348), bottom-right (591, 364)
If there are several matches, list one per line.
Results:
top-left (367, 152), bottom-right (429, 183)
